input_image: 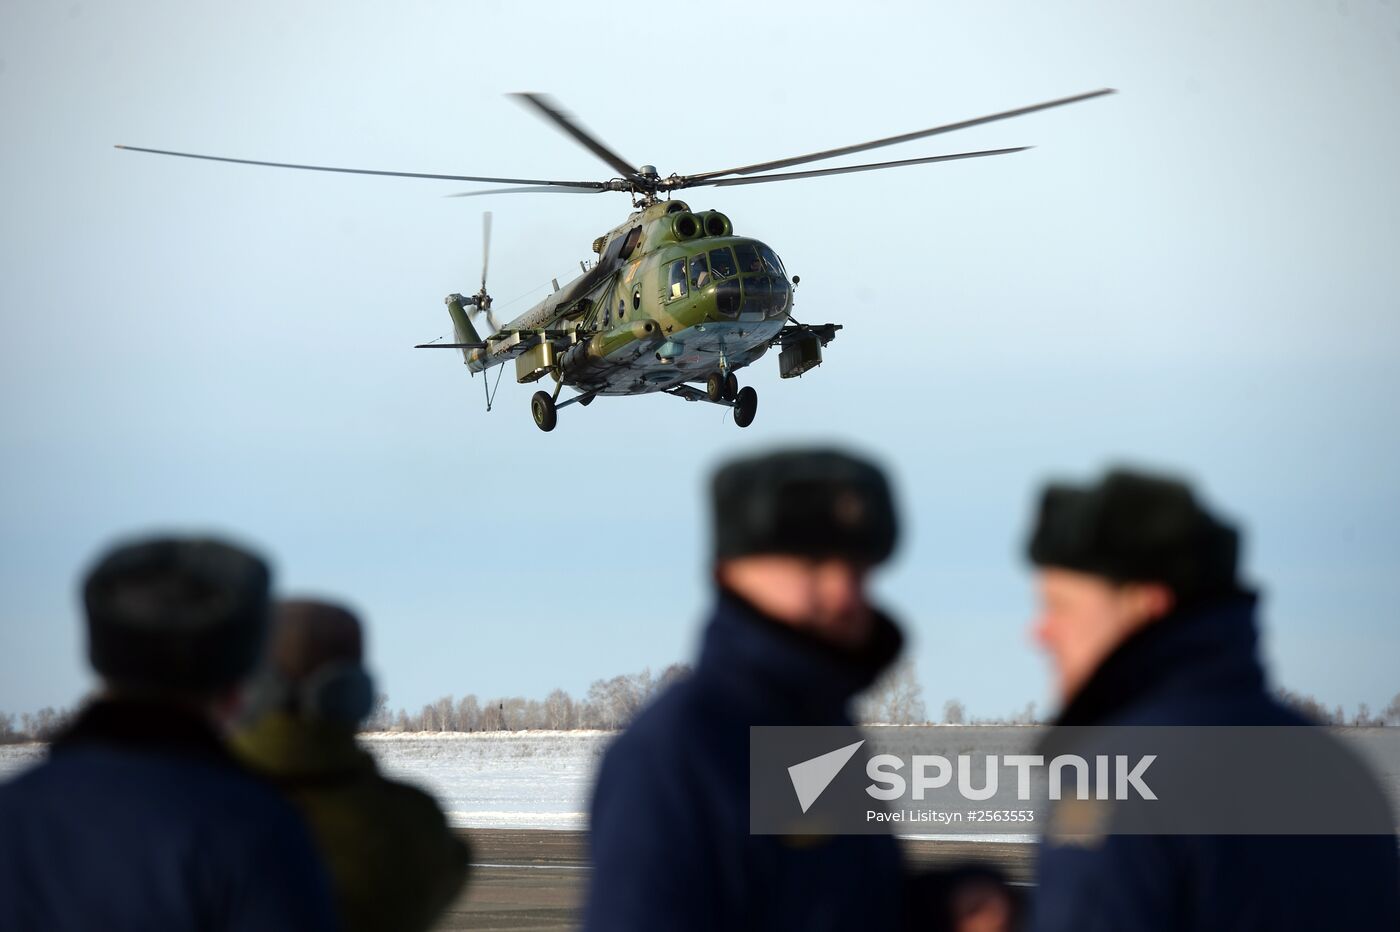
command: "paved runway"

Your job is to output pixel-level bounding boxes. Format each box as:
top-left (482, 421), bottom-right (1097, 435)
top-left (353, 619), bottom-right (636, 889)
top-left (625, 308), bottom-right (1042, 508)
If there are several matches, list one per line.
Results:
top-left (435, 829), bottom-right (1035, 931)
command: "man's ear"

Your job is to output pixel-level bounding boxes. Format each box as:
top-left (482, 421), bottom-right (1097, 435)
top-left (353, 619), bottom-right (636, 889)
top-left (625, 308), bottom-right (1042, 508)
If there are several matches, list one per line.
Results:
top-left (1123, 582), bottom-right (1175, 628)
top-left (1144, 583), bottom-right (1175, 620)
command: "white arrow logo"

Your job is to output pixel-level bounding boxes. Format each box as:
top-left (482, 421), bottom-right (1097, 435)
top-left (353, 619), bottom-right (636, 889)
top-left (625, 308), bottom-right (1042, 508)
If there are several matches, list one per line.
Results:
top-left (787, 740), bottom-right (866, 813)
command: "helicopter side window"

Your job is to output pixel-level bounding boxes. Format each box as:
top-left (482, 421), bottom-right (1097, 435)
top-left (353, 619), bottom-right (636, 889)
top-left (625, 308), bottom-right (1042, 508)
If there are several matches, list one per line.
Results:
top-left (708, 247), bottom-right (737, 280)
top-left (668, 259), bottom-right (688, 300)
top-left (689, 254), bottom-right (710, 290)
top-left (735, 243), bottom-right (763, 275)
top-left (758, 244), bottom-right (786, 277)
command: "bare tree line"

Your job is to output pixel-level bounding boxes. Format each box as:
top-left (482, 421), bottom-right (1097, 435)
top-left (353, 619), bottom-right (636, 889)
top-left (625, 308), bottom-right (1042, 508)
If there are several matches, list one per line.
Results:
top-left (0, 708), bottom-right (77, 745)
top-left (1275, 688), bottom-right (1400, 726)
top-left (368, 664), bottom-right (693, 733)
top-left (4, 684), bottom-right (1399, 743)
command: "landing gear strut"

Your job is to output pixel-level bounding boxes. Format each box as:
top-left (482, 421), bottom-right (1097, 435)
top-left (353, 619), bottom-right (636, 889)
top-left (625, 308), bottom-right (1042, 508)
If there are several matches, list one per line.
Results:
top-left (664, 376), bottom-right (759, 428)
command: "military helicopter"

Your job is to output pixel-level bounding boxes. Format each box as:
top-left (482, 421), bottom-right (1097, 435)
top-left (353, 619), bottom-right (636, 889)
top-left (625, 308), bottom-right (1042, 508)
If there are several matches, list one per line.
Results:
top-left (117, 89), bottom-right (1112, 431)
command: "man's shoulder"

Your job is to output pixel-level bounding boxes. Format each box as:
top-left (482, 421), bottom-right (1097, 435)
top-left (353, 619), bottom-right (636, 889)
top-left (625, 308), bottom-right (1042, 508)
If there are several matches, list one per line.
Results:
top-left (355, 768), bottom-right (455, 827)
top-left (607, 675), bottom-right (732, 758)
top-left (1111, 686), bottom-right (1304, 726)
top-left (3, 742), bottom-right (306, 833)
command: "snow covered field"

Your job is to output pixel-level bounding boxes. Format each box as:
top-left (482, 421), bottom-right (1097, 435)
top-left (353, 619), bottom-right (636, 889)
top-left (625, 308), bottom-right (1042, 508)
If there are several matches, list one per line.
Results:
top-left (6, 727), bottom-right (1393, 842)
top-left (0, 730), bottom-right (1028, 838)
top-left (0, 731), bottom-right (613, 831)
top-left (361, 730), bottom-right (612, 830)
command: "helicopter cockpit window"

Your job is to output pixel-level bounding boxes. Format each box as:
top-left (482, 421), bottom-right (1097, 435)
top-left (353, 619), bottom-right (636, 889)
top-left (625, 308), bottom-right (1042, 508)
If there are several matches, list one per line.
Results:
top-left (735, 243), bottom-right (763, 275)
top-left (758, 244), bottom-right (786, 277)
top-left (668, 259), bottom-right (688, 300)
top-left (708, 247), bottom-right (737, 280)
top-left (740, 274), bottom-right (792, 319)
top-left (689, 254), bottom-right (710, 290)
top-left (714, 278), bottom-right (741, 317)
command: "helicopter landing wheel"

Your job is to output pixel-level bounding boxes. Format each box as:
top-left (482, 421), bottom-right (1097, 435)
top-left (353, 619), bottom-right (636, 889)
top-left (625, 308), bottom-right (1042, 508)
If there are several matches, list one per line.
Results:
top-left (706, 372), bottom-right (725, 403)
top-left (531, 391), bottom-right (557, 432)
top-left (733, 386), bottom-right (758, 428)
top-left (723, 372), bottom-right (739, 401)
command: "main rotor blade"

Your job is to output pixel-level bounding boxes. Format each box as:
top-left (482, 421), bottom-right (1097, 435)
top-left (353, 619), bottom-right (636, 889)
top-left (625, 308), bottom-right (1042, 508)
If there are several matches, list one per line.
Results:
top-left (114, 145), bottom-right (607, 189)
top-left (445, 185), bottom-right (606, 197)
top-left (679, 147), bottom-right (1030, 189)
top-left (682, 89), bottom-right (1114, 183)
top-left (481, 211), bottom-right (492, 293)
top-left (512, 93), bottom-right (641, 183)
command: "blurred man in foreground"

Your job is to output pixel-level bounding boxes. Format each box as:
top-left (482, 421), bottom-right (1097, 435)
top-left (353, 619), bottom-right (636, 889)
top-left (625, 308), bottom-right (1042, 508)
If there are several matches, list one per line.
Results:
top-left (234, 599), bottom-right (471, 932)
top-left (584, 448), bottom-right (1011, 932)
top-left (1025, 468), bottom-right (1399, 930)
top-left (0, 536), bottom-right (338, 931)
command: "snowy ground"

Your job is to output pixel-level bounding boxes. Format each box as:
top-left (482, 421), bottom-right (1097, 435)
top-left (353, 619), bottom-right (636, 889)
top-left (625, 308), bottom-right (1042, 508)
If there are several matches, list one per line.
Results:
top-left (0, 730), bottom-right (1026, 838)
top-left (6, 727), bottom-right (1393, 842)
top-left (0, 731), bottom-right (612, 831)
top-left (361, 730), bottom-right (612, 830)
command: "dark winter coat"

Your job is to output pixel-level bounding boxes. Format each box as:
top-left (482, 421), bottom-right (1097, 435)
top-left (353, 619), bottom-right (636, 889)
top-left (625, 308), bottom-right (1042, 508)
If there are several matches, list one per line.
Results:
top-left (583, 590), bottom-right (906, 932)
top-left (233, 712), bottom-right (471, 932)
top-left (1030, 593), bottom-right (1400, 931)
top-left (0, 698), bottom-right (339, 931)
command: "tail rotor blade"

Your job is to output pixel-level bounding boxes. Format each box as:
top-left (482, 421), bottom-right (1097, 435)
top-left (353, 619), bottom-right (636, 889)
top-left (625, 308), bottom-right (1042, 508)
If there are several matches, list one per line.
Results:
top-left (481, 211), bottom-right (492, 293)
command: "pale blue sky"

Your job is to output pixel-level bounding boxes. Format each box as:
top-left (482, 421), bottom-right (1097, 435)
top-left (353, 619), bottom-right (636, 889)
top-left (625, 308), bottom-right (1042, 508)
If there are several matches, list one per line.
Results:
top-left (2, 0), bottom-right (1397, 720)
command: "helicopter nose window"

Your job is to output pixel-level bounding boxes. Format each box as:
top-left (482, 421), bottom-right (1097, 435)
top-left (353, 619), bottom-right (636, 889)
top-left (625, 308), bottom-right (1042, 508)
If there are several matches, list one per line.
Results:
top-left (743, 275), bottom-right (772, 316)
top-left (758, 244), bottom-right (786, 277)
top-left (735, 243), bottom-right (763, 275)
top-left (770, 277), bottom-right (792, 317)
top-left (715, 278), bottom-right (741, 317)
top-left (689, 254), bottom-right (710, 290)
top-left (667, 259), bottom-right (688, 300)
top-left (707, 247), bottom-right (737, 280)
top-left (740, 274), bottom-right (792, 319)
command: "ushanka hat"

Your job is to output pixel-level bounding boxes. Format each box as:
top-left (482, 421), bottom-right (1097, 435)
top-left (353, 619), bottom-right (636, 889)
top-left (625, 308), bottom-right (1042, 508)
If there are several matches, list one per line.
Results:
top-left (712, 448), bottom-right (898, 565)
top-left (1027, 468), bottom-right (1240, 604)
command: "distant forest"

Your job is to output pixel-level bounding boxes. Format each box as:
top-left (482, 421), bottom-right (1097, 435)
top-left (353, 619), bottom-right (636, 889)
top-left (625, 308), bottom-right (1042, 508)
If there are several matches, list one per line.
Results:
top-left (4, 667), bottom-right (1399, 743)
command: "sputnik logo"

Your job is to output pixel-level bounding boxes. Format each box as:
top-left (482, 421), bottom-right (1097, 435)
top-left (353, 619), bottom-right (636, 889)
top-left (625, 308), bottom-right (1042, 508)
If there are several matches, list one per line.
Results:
top-left (787, 740), bottom-right (865, 813)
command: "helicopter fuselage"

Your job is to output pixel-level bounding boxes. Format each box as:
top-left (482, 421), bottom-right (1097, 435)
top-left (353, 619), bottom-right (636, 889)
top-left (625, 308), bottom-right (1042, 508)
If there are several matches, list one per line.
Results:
top-left (462, 200), bottom-right (794, 396)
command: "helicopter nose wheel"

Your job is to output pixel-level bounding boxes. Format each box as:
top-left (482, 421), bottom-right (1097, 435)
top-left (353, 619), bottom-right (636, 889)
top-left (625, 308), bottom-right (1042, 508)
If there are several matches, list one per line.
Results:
top-left (531, 391), bottom-right (557, 432)
top-left (706, 371), bottom-right (742, 402)
top-left (706, 372), bottom-right (725, 403)
top-left (732, 386), bottom-right (758, 428)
